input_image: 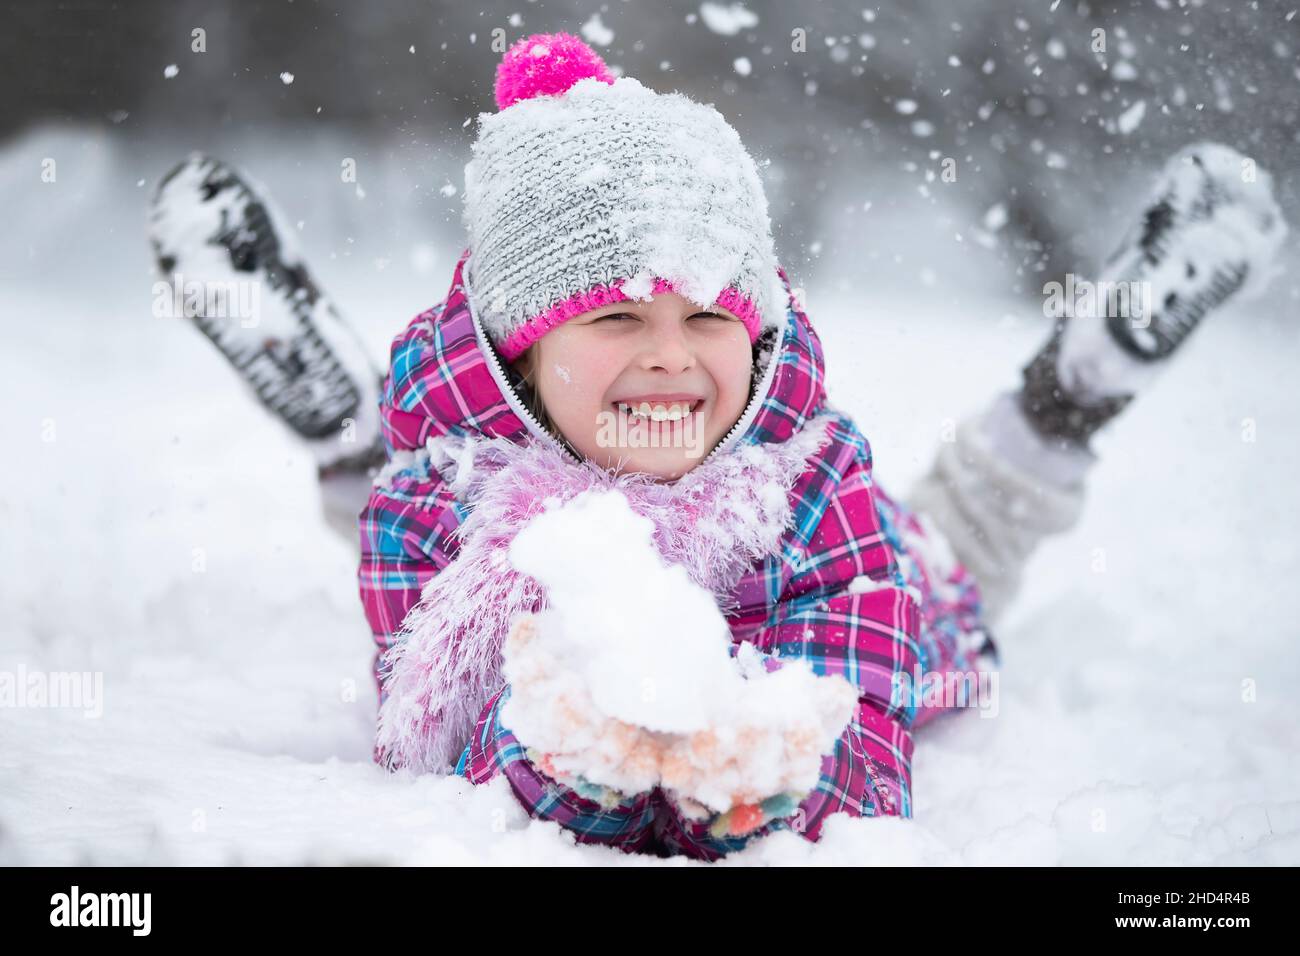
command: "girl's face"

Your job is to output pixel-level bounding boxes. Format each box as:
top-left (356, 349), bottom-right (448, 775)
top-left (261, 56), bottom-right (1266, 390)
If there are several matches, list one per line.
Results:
top-left (511, 292), bottom-right (754, 481)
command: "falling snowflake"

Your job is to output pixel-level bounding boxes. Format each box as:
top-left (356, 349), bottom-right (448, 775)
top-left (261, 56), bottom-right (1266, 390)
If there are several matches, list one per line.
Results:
top-left (1117, 100), bottom-right (1146, 134)
top-left (699, 2), bottom-right (758, 36)
top-left (581, 13), bottom-right (614, 46)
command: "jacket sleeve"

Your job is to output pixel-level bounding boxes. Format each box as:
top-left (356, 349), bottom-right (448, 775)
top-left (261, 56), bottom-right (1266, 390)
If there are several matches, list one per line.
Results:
top-left (459, 685), bottom-right (662, 856)
top-left (683, 430), bottom-right (998, 850)
top-left (357, 468), bottom-right (461, 713)
top-left (657, 435), bottom-right (933, 854)
top-left (655, 581), bottom-right (924, 857)
top-left (357, 303), bottom-right (465, 717)
top-left (646, 643), bottom-right (914, 860)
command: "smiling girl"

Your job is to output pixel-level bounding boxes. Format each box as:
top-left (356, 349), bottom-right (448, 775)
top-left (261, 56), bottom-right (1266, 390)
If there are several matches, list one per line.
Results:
top-left (150, 32), bottom-right (1285, 861)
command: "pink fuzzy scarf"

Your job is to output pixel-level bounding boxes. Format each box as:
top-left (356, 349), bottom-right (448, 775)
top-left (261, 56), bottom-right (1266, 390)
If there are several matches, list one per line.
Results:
top-left (373, 415), bottom-right (836, 774)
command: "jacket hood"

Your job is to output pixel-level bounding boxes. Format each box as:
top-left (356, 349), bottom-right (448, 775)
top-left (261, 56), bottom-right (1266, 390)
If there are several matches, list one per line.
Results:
top-left (378, 247), bottom-right (829, 465)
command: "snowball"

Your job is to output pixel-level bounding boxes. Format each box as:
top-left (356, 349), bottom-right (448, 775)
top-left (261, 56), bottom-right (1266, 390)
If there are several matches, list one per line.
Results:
top-left (500, 489), bottom-right (858, 812)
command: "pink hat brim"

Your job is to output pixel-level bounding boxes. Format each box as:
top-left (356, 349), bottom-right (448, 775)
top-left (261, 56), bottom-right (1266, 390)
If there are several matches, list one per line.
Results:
top-left (497, 277), bottom-right (764, 362)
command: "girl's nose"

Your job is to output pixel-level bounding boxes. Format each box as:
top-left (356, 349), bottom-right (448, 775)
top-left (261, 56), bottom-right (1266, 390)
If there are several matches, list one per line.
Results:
top-left (638, 321), bottom-right (696, 374)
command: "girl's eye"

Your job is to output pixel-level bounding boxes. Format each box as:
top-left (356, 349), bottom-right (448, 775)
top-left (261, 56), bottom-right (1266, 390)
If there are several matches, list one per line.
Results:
top-left (593, 311), bottom-right (732, 323)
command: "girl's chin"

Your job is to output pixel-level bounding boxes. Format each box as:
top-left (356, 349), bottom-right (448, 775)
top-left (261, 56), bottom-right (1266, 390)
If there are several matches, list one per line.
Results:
top-left (582, 433), bottom-right (720, 480)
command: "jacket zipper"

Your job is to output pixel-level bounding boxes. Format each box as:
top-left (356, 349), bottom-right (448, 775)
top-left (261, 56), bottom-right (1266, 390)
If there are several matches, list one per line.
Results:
top-left (466, 279), bottom-right (585, 464)
top-left (697, 321), bottom-right (783, 466)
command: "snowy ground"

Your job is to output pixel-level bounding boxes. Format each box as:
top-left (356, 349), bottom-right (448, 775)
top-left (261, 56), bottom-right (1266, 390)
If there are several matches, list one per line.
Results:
top-left (2, 125), bottom-right (1299, 865)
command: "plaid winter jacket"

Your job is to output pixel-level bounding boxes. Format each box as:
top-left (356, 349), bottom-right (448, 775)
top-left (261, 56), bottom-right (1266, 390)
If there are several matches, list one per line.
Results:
top-left (358, 249), bottom-right (998, 861)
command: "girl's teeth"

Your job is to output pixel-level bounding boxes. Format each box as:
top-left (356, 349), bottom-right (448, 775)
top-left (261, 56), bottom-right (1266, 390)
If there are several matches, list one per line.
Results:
top-left (620, 401), bottom-right (695, 421)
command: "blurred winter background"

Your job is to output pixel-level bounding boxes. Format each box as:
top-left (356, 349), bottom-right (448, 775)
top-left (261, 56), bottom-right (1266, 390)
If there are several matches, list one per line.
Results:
top-left (2, 0), bottom-right (1298, 865)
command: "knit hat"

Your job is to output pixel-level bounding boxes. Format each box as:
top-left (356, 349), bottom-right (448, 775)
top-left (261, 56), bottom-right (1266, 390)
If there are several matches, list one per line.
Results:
top-left (462, 32), bottom-right (787, 363)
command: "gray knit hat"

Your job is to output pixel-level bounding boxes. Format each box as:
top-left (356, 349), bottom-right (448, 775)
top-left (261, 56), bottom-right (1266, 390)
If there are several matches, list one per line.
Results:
top-left (462, 31), bottom-right (786, 362)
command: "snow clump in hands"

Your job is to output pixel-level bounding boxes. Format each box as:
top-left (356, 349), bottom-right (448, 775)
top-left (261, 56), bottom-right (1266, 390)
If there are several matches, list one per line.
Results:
top-left (500, 488), bottom-right (859, 819)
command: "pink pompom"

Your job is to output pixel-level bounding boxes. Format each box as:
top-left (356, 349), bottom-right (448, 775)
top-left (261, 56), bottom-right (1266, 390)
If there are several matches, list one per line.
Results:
top-left (494, 32), bottom-right (616, 110)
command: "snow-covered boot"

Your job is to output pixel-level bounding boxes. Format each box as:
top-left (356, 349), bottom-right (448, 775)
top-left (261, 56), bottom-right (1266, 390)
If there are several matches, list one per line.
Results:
top-left (1020, 141), bottom-right (1287, 447)
top-left (148, 153), bottom-right (386, 475)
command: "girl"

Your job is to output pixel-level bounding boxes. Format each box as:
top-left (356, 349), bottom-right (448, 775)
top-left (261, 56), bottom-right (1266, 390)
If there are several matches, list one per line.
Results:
top-left (149, 33), bottom-right (1286, 861)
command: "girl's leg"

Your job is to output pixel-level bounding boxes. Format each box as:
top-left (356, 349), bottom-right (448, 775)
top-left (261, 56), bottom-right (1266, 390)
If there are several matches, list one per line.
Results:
top-left (906, 386), bottom-right (1093, 625)
top-left (149, 154), bottom-right (388, 552)
top-left (908, 142), bottom-right (1286, 625)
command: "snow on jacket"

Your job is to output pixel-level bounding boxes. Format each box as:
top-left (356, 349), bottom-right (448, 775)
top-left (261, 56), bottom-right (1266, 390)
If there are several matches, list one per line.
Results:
top-left (357, 248), bottom-right (999, 860)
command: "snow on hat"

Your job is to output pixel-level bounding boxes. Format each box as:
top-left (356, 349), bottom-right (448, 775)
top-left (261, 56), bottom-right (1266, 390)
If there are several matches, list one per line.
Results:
top-left (462, 31), bottom-right (787, 362)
